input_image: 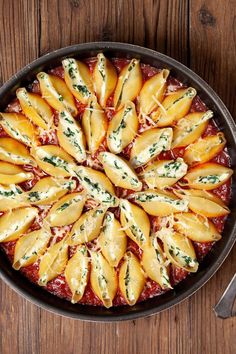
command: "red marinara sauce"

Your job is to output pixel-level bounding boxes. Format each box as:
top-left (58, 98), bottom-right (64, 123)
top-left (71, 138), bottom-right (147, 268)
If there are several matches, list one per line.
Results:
top-left (0, 57), bottom-right (232, 306)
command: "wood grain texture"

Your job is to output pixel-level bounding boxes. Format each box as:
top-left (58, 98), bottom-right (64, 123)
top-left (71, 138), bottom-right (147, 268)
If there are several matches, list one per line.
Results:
top-left (0, 0), bottom-right (235, 353)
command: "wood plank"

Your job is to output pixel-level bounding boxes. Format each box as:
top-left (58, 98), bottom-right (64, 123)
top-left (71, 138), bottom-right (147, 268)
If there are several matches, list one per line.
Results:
top-left (0, 0), bottom-right (40, 82)
top-left (188, 2), bottom-right (236, 353)
top-left (189, 0), bottom-right (236, 116)
top-left (0, 1), bottom-right (235, 354)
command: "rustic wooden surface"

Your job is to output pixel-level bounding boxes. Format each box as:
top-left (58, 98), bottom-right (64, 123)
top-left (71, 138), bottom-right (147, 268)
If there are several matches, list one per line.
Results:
top-left (0, 0), bottom-right (235, 353)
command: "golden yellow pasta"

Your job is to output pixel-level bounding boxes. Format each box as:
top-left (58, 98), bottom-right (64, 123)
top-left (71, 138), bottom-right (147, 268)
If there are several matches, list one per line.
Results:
top-left (57, 110), bottom-right (86, 163)
top-left (119, 252), bottom-right (145, 305)
top-left (183, 132), bottom-right (226, 166)
top-left (62, 58), bottom-right (94, 104)
top-left (114, 59), bottom-right (142, 110)
top-left (64, 245), bottom-right (89, 303)
top-left (46, 192), bottom-right (86, 227)
top-left (90, 251), bottom-right (118, 308)
top-left (138, 69), bottom-right (169, 115)
top-left (0, 137), bottom-right (35, 165)
top-left (0, 184), bottom-right (28, 211)
top-left (75, 166), bottom-right (118, 207)
top-left (37, 72), bottom-right (78, 116)
top-left (25, 177), bottom-right (76, 205)
top-left (0, 207), bottom-right (38, 243)
top-left (132, 189), bottom-right (188, 216)
top-left (38, 237), bottom-right (69, 286)
top-left (0, 161), bottom-right (33, 185)
top-left (98, 151), bottom-right (142, 191)
top-left (0, 113), bottom-right (38, 146)
top-left (16, 88), bottom-right (53, 129)
top-left (13, 227), bottom-right (51, 270)
top-left (93, 53), bottom-right (117, 108)
top-left (151, 87), bottom-right (197, 126)
top-left (98, 212), bottom-right (127, 267)
top-left (82, 95), bottom-right (107, 155)
top-left (68, 205), bottom-right (107, 245)
top-left (139, 158), bottom-right (188, 189)
top-left (31, 144), bottom-right (75, 177)
top-left (120, 199), bottom-right (150, 248)
top-left (161, 230), bottom-right (198, 272)
top-left (172, 110), bottom-right (213, 148)
top-left (174, 189), bottom-right (230, 217)
top-left (130, 127), bottom-right (173, 168)
top-left (107, 101), bottom-right (138, 154)
top-left (182, 162), bottom-right (233, 190)
top-left (142, 237), bottom-right (171, 289)
top-left (174, 212), bottom-right (221, 242)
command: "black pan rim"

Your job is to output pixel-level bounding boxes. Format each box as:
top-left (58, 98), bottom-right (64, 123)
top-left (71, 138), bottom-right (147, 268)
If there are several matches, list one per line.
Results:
top-left (0, 41), bottom-right (235, 322)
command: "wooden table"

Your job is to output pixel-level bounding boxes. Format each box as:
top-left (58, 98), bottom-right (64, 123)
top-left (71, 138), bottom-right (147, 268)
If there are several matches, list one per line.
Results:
top-left (0, 1), bottom-right (235, 353)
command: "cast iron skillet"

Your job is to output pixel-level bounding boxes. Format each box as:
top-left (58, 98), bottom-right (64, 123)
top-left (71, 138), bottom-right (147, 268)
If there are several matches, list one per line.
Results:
top-left (0, 42), bottom-right (235, 322)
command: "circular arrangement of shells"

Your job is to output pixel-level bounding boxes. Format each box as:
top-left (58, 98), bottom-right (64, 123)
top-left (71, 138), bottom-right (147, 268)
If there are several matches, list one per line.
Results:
top-left (0, 53), bottom-right (232, 307)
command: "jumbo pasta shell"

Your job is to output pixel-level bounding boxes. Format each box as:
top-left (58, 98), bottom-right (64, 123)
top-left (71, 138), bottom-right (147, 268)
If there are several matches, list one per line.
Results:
top-left (93, 53), bottom-right (117, 108)
top-left (64, 245), bottom-right (89, 303)
top-left (119, 252), bottom-right (145, 305)
top-left (98, 212), bottom-right (127, 267)
top-left (90, 251), bottom-right (118, 308)
top-left (98, 151), bottom-right (142, 191)
top-left (174, 212), bottom-right (221, 242)
top-left (37, 72), bottom-right (78, 116)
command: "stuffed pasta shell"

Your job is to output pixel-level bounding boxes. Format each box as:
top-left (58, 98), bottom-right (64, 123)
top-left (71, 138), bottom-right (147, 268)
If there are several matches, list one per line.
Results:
top-left (161, 230), bottom-right (198, 272)
top-left (174, 212), bottom-right (221, 242)
top-left (139, 158), bottom-right (188, 189)
top-left (151, 87), bottom-right (197, 126)
top-left (98, 212), bottom-right (127, 267)
top-left (38, 237), bottom-right (69, 286)
top-left (119, 252), bottom-right (145, 305)
top-left (0, 113), bottom-right (38, 146)
top-left (0, 161), bottom-right (33, 185)
top-left (130, 128), bottom-right (173, 168)
top-left (13, 227), bottom-right (51, 270)
top-left (62, 58), bottom-right (94, 104)
top-left (142, 236), bottom-right (171, 289)
top-left (172, 110), bottom-right (213, 148)
top-left (0, 137), bottom-right (35, 166)
top-left (64, 245), bottom-right (89, 303)
top-left (120, 199), bottom-right (150, 248)
top-left (138, 69), bottom-right (169, 115)
top-left (132, 189), bottom-right (188, 216)
top-left (93, 53), bottom-right (117, 108)
top-left (114, 59), bottom-right (142, 110)
top-left (68, 205), bottom-right (107, 245)
top-left (174, 189), bottom-right (230, 217)
top-left (82, 95), bottom-right (107, 155)
top-left (0, 185), bottom-right (28, 211)
top-left (90, 251), bottom-right (118, 308)
top-left (57, 110), bottom-right (86, 163)
top-left (183, 132), bottom-right (226, 166)
top-left (75, 166), bottom-right (118, 207)
top-left (46, 192), bottom-right (85, 227)
top-left (37, 72), bottom-right (78, 116)
top-left (25, 177), bottom-right (76, 205)
top-left (181, 163), bottom-right (233, 190)
top-left (16, 88), bottom-right (53, 129)
top-left (107, 101), bottom-right (138, 154)
top-left (31, 145), bottom-right (75, 177)
top-left (0, 207), bottom-right (38, 243)
top-left (98, 151), bottom-right (142, 191)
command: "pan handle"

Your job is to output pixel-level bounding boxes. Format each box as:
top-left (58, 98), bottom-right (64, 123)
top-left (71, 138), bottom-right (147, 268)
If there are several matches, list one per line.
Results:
top-left (214, 273), bottom-right (236, 319)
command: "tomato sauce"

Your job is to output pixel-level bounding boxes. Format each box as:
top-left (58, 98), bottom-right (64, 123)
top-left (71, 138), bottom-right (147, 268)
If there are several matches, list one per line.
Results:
top-left (0, 57), bottom-right (232, 307)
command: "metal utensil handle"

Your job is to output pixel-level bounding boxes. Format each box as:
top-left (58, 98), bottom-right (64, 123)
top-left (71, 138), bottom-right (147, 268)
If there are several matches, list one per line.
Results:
top-left (214, 273), bottom-right (236, 319)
